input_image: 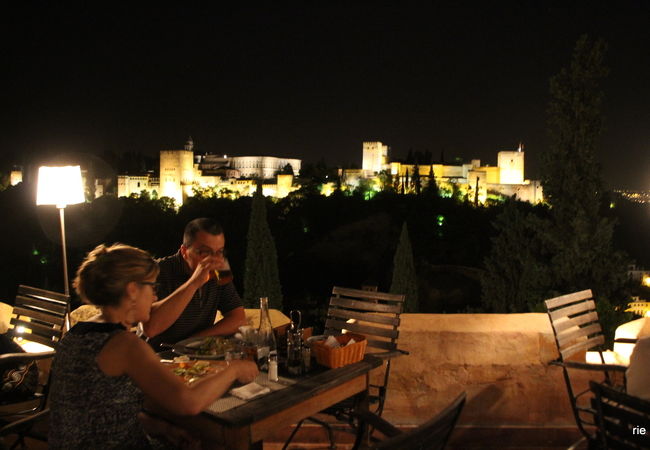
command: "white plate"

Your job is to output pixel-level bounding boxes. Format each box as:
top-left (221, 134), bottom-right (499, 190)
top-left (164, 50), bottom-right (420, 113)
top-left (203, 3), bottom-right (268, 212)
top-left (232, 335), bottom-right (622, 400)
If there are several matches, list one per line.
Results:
top-left (172, 336), bottom-right (233, 360)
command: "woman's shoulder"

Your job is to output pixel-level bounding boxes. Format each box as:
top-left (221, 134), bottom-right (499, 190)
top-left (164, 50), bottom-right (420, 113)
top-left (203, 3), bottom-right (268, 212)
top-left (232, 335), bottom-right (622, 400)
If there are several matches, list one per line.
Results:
top-left (97, 328), bottom-right (152, 375)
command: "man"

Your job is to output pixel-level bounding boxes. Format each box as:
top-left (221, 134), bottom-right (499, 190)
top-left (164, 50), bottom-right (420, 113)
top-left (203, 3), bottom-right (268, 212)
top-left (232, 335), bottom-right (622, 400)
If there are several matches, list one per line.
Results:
top-left (144, 218), bottom-right (247, 350)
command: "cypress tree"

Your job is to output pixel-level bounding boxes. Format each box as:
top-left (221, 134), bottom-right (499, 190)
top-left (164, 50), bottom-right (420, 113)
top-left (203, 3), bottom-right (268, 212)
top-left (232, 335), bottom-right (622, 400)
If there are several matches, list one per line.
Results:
top-left (390, 222), bottom-right (419, 313)
top-left (481, 35), bottom-right (628, 326)
top-left (243, 184), bottom-right (283, 309)
top-left (541, 35), bottom-right (628, 304)
top-left (481, 201), bottom-right (551, 312)
top-left (413, 164), bottom-right (421, 195)
top-left (423, 165), bottom-right (439, 197)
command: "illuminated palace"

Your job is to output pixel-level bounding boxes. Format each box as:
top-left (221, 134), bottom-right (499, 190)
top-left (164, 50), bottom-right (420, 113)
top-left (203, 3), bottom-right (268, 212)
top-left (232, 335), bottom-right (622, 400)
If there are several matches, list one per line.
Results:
top-left (117, 138), bottom-right (542, 205)
top-left (346, 141), bottom-right (544, 203)
top-left (118, 138), bottom-right (302, 205)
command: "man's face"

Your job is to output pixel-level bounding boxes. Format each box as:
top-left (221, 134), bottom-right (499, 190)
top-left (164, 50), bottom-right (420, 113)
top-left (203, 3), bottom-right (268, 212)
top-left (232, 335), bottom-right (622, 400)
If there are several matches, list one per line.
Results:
top-left (180, 231), bottom-right (226, 271)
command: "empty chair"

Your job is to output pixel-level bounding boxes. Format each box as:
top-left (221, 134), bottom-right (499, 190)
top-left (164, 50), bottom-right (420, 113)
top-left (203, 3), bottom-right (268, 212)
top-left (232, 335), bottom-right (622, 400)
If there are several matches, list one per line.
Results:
top-left (0, 285), bottom-right (68, 448)
top-left (356, 391), bottom-right (466, 450)
top-left (544, 289), bottom-right (628, 447)
top-left (284, 286), bottom-right (407, 449)
top-left (590, 381), bottom-right (650, 449)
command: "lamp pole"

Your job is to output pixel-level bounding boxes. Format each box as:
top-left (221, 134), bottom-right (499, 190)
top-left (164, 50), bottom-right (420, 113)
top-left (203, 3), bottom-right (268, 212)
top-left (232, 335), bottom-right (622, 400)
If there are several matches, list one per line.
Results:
top-left (57, 205), bottom-right (69, 296)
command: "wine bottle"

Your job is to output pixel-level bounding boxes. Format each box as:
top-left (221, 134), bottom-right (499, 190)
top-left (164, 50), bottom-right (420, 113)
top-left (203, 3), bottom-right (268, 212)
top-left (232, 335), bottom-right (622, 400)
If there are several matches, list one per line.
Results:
top-left (257, 297), bottom-right (277, 370)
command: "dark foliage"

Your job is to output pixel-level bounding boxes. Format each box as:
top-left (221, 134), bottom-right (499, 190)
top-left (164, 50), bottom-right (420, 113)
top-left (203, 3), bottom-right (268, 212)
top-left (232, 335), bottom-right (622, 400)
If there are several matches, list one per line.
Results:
top-left (390, 222), bottom-right (419, 312)
top-left (243, 187), bottom-right (283, 309)
top-left (480, 35), bottom-right (630, 342)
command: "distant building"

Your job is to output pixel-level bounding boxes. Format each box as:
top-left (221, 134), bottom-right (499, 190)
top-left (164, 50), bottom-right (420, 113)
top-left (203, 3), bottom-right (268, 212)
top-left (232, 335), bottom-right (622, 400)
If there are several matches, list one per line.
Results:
top-left (117, 137), bottom-right (301, 205)
top-left (10, 167), bottom-right (22, 186)
top-left (362, 141), bottom-right (389, 175)
top-left (356, 140), bottom-right (544, 204)
top-left (117, 174), bottom-right (159, 198)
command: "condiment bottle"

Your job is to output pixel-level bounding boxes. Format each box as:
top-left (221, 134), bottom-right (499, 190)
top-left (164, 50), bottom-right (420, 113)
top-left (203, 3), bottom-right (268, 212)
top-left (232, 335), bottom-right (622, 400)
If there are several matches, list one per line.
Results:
top-left (286, 310), bottom-right (303, 376)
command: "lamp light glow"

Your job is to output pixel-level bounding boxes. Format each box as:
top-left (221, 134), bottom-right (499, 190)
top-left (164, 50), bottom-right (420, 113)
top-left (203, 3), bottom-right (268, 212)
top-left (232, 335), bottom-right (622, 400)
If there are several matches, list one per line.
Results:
top-left (36, 166), bottom-right (85, 207)
top-left (36, 165), bottom-right (84, 312)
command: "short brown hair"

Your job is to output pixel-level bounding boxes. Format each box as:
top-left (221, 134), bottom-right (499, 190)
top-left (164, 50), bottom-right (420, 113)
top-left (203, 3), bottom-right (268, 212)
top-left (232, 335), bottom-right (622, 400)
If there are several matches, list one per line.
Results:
top-left (74, 243), bottom-right (159, 307)
top-left (182, 218), bottom-right (223, 247)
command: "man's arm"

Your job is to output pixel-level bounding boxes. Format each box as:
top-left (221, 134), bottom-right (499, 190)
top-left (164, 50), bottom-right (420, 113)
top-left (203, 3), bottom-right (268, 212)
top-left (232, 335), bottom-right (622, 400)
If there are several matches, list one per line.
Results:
top-left (193, 306), bottom-right (247, 337)
top-left (143, 255), bottom-right (220, 338)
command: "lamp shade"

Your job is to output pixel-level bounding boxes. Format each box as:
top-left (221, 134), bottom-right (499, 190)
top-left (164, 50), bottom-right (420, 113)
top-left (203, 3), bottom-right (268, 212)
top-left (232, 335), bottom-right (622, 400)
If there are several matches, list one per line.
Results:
top-left (36, 165), bottom-right (85, 208)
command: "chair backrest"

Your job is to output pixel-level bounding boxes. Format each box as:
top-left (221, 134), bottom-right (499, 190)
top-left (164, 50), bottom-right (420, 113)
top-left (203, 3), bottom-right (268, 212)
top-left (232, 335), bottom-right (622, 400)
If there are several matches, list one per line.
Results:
top-left (8, 285), bottom-right (69, 348)
top-left (544, 289), bottom-right (604, 361)
top-left (325, 286), bottom-right (405, 354)
top-left (376, 392), bottom-right (466, 450)
top-left (590, 381), bottom-right (650, 449)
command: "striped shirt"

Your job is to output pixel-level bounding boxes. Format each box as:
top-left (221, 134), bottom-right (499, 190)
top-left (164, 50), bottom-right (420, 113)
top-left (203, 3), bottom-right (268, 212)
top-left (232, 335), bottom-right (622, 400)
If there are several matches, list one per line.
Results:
top-left (147, 251), bottom-right (242, 351)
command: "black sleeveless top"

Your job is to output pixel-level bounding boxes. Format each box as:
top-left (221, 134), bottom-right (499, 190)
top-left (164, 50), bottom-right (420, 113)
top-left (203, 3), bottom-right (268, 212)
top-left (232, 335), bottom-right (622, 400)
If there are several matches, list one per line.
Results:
top-left (49, 322), bottom-right (151, 449)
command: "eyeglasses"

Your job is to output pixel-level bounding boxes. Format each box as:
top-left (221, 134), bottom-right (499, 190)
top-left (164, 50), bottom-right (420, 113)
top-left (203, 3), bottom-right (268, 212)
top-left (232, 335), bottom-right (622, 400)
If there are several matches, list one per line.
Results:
top-left (190, 247), bottom-right (227, 258)
top-left (138, 281), bottom-right (160, 292)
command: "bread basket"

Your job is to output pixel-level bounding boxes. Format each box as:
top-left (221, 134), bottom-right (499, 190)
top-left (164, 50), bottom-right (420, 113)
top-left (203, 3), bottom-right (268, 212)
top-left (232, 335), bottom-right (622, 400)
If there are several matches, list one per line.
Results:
top-left (310, 333), bottom-right (366, 368)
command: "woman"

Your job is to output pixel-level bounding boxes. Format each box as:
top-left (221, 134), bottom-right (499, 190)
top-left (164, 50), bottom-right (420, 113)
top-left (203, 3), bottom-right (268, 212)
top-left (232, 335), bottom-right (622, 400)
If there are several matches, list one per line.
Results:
top-left (48, 243), bottom-right (258, 449)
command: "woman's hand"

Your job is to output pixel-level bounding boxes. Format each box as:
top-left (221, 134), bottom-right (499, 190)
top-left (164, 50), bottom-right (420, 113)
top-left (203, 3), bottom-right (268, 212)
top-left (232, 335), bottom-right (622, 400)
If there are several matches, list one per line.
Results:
top-left (228, 360), bottom-right (259, 384)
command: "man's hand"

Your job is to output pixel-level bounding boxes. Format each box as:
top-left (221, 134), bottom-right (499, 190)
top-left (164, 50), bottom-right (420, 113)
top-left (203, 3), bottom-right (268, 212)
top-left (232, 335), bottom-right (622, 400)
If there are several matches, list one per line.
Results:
top-left (187, 255), bottom-right (223, 287)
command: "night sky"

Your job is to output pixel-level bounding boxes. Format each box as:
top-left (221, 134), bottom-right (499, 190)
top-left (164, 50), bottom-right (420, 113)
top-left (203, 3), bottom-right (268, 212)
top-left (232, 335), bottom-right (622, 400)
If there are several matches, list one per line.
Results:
top-left (3, 2), bottom-right (649, 189)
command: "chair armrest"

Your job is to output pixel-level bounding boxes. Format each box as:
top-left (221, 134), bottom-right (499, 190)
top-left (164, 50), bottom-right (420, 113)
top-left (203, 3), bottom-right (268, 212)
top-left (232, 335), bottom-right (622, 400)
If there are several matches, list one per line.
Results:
top-left (368, 349), bottom-right (410, 360)
top-left (550, 359), bottom-right (627, 372)
top-left (0, 351), bottom-right (55, 364)
top-left (0, 408), bottom-right (50, 436)
top-left (352, 410), bottom-right (402, 438)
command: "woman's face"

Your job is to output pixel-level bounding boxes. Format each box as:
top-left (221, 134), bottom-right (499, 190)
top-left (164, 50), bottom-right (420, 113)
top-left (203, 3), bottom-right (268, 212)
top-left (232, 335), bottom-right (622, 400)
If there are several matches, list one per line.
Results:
top-left (127, 275), bottom-right (158, 324)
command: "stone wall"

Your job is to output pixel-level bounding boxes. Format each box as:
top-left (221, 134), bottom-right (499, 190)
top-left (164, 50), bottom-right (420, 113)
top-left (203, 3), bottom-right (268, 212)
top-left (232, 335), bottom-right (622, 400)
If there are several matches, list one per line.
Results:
top-left (380, 313), bottom-right (586, 428)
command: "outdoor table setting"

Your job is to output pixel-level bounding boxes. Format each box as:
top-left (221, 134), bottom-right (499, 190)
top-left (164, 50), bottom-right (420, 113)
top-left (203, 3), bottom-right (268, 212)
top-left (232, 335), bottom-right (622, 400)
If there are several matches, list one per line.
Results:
top-left (150, 308), bottom-right (381, 450)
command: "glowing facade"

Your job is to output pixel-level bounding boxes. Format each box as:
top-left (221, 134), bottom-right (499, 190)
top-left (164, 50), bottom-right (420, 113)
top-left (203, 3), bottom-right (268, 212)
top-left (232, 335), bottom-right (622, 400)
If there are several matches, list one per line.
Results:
top-left (362, 141), bottom-right (389, 174)
top-left (498, 150), bottom-right (525, 184)
top-left (360, 141), bottom-right (543, 204)
top-left (117, 138), bottom-right (301, 205)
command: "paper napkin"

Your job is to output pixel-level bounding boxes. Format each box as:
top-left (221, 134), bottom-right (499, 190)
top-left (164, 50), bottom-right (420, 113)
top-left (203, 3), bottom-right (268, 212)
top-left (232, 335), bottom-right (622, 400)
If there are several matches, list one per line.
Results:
top-left (230, 382), bottom-right (271, 400)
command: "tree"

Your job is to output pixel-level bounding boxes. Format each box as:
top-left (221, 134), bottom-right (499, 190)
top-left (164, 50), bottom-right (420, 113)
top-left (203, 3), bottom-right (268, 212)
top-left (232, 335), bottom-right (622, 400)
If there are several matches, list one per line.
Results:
top-left (542, 35), bottom-right (628, 305)
top-left (243, 184), bottom-right (283, 309)
top-left (278, 163), bottom-right (294, 175)
top-left (423, 165), bottom-right (439, 197)
top-left (481, 201), bottom-right (551, 312)
top-left (481, 35), bottom-right (628, 330)
top-left (377, 170), bottom-right (394, 193)
top-left (412, 164), bottom-right (421, 195)
top-left (539, 36), bottom-right (629, 339)
top-left (390, 222), bottom-right (419, 312)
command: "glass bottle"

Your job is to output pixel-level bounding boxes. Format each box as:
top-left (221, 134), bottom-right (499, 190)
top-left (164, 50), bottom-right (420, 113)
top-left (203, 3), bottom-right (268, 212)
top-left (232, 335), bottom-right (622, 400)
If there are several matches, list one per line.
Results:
top-left (286, 310), bottom-right (303, 376)
top-left (257, 296), bottom-right (277, 370)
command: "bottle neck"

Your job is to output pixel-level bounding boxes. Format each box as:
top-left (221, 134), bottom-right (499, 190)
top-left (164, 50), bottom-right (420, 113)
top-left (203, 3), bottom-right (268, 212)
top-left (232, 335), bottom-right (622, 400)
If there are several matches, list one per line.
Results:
top-left (258, 297), bottom-right (273, 332)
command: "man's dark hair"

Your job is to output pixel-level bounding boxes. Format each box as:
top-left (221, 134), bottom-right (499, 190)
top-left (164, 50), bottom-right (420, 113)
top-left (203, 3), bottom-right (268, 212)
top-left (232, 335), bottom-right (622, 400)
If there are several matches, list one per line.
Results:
top-left (183, 218), bottom-right (224, 247)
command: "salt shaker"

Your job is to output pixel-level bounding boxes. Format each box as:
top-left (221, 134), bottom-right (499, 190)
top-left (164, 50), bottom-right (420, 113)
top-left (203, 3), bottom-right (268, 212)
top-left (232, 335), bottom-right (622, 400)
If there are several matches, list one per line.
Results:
top-left (268, 352), bottom-right (279, 382)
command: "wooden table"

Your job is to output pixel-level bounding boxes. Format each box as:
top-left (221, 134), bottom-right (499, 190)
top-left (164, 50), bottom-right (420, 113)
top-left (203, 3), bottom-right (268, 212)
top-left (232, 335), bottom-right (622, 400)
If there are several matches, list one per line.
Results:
top-left (157, 355), bottom-right (382, 449)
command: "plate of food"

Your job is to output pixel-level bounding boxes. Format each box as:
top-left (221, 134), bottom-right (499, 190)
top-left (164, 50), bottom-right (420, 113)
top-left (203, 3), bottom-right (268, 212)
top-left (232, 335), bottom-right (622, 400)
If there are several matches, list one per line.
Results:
top-left (166, 359), bottom-right (225, 383)
top-left (172, 336), bottom-right (236, 359)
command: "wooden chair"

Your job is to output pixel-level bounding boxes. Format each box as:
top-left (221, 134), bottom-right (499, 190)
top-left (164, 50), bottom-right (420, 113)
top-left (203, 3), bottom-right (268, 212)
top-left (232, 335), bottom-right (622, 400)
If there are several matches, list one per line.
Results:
top-left (544, 289), bottom-right (628, 448)
top-left (356, 391), bottom-right (466, 450)
top-left (284, 286), bottom-right (407, 449)
top-left (0, 285), bottom-right (68, 448)
top-left (590, 381), bottom-right (650, 449)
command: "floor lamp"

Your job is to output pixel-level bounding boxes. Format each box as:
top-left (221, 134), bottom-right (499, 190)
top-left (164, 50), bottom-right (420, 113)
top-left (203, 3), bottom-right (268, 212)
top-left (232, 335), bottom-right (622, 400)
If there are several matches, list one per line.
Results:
top-left (36, 165), bottom-right (84, 324)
